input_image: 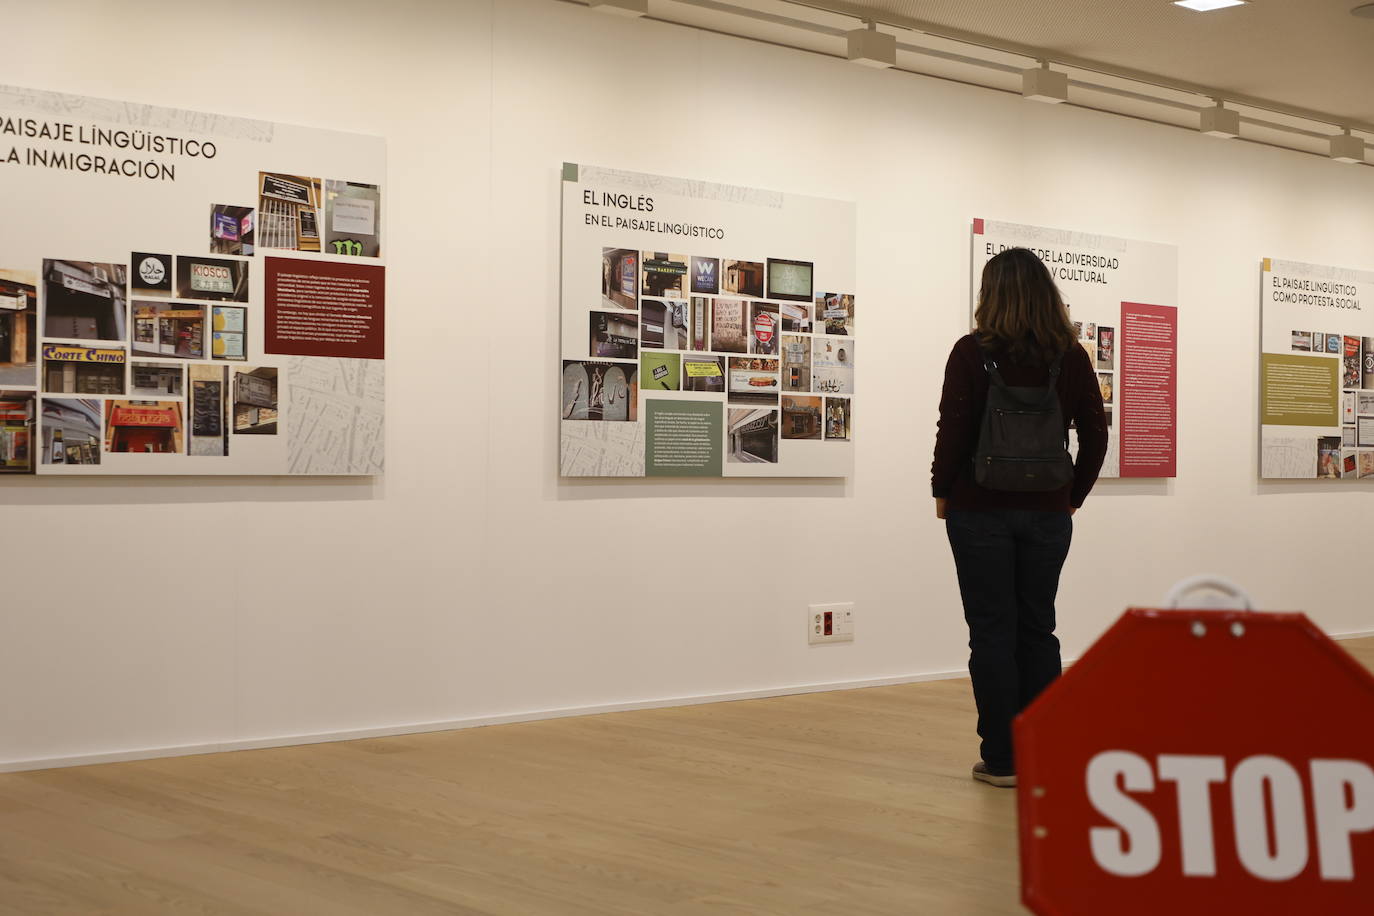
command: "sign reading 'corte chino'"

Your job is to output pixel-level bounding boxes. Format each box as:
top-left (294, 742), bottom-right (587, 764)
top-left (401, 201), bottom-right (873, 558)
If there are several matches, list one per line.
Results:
top-left (42, 345), bottom-right (125, 363)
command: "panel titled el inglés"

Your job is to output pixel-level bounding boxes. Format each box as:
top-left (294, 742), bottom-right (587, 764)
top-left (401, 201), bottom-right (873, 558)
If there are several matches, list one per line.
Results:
top-left (560, 163), bottom-right (856, 479)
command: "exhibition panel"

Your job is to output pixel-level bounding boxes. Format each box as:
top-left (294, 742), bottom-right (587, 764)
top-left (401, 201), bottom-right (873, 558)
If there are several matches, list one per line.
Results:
top-left (1260, 258), bottom-right (1374, 479)
top-left (561, 164), bottom-right (856, 478)
top-left (0, 84), bottom-right (385, 475)
top-left (971, 220), bottom-right (1180, 479)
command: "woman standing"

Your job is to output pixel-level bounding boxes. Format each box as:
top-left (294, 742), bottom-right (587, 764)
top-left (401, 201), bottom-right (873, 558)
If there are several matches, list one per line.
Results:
top-left (931, 248), bottom-right (1107, 788)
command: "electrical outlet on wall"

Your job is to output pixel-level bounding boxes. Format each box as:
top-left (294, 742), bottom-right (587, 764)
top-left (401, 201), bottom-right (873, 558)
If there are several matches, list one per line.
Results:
top-left (808, 602), bottom-right (854, 645)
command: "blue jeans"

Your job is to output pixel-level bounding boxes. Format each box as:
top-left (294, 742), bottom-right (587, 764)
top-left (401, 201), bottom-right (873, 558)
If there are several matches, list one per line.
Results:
top-left (945, 509), bottom-right (1073, 774)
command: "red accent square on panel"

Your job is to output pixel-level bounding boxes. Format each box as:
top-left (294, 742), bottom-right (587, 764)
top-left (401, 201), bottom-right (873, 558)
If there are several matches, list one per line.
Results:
top-left (265, 257), bottom-right (385, 359)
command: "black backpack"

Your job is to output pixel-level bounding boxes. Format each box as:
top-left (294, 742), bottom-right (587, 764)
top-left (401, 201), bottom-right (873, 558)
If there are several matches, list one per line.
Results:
top-left (973, 347), bottom-right (1074, 492)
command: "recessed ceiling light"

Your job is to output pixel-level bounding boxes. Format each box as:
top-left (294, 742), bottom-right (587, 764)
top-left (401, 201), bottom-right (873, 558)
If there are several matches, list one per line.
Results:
top-left (1173, 0), bottom-right (1247, 10)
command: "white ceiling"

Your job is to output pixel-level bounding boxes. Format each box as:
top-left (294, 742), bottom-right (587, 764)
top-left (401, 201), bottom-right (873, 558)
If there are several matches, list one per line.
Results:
top-left (634, 0), bottom-right (1372, 160)
top-left (793, 0), bottom-right (1374, 127)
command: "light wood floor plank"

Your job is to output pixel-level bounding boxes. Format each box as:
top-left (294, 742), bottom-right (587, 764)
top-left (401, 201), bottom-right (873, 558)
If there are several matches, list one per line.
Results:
top-left (0, 636), bottom-right (1368, 915)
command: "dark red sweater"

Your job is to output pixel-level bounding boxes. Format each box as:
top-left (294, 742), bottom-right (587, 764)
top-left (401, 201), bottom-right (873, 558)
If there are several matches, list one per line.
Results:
top-left (932, 334), bottom-right (1107, 512)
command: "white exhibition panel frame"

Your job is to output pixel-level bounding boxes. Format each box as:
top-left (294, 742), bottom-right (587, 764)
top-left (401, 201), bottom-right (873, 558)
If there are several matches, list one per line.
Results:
top-left (559, 163), bottom-right (856, 478)
top-left (1260, 258), bottom-right (1374, 479)
top-left (970, 219), bottom-right (1180, 479)
top-left (0, 84), bottom-right (385, 475)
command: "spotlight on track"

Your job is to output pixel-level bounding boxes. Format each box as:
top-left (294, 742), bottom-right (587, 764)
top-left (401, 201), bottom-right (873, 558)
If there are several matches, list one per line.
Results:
top-left (846, 21), bottom-right (896, 69)
top-left (589, 0), bottom-right (647, 16)
top-left (1330, 129), bottom-right (1367, 164)
top-left (1021, 61), bottom-right (1068, 104)
top-left (1199, 100), bottom-right (1240, 138)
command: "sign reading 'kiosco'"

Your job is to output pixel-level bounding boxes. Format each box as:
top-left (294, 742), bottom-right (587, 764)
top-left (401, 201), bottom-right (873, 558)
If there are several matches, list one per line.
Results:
top-left (1016, 609), bottom-right (1374, 915)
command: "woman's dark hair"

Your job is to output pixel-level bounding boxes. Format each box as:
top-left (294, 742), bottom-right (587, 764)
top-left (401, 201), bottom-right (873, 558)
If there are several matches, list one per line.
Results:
top-left (974, 248), bottom-right (1077, 365)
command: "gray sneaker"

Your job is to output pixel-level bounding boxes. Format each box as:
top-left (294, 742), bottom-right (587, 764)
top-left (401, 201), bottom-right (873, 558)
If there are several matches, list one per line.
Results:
top-left (972, 762), bottom-right (1017, 788)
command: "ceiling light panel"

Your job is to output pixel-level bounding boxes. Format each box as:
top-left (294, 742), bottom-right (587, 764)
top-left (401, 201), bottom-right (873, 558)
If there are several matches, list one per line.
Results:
top-left (1173, 0), bottom-right (1247, 11)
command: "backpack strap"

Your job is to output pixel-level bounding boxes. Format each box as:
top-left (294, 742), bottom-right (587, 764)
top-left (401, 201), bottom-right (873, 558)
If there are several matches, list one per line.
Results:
top-left (978, 342), bottom-right (1065, 409)
top-left (1038, 352), bottom-right (1064, 407)
top-left (976, 339), bottom-right (1009, 387)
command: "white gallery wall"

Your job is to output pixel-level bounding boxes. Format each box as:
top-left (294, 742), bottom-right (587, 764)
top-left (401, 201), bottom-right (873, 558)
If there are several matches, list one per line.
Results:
top-left (3, 0), bottom-right (1373, 769)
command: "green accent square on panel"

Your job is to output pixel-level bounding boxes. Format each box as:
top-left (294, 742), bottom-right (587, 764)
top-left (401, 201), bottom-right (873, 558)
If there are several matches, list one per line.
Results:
top-left (645, 400), bottom-right (723, 477)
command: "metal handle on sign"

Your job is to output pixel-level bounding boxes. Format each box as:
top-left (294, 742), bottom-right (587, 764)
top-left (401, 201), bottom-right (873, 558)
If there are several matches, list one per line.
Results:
top-left (1164, 575), bottom-right (1254, 611)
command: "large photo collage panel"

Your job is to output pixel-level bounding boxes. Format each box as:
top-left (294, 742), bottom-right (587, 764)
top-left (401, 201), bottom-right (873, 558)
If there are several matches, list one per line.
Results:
top-left (0, 172), bottom-right (381, 472)
top-left (563, 248), bottom-right (854, 464)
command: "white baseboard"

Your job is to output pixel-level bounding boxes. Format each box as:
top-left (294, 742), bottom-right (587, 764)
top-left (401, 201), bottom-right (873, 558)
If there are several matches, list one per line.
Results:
top-left (0, 666), bottom-right (970, 773)
top-left (9, 629), bottom-right (1371, 774)
top-left (1333, 629), bottom-right (1374, 641)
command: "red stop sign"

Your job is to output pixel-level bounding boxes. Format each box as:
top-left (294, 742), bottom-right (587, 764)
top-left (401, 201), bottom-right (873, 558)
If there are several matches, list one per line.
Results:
top-left (1016, 609), bottom-right (1374, 915)
top-left (753, 311), bottom-right (775, 344)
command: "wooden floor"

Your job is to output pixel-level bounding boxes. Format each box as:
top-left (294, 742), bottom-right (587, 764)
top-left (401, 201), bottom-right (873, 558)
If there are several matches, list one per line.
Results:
top-left (4, 637), bottom-right (1372, 916)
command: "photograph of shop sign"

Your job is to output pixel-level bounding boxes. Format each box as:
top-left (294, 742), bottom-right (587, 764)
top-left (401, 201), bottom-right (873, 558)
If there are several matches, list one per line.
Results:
top-left (1015, 609), bottom-right (1374, 915)
top-left (971, 220), bottom-right (1179, 479)
top-left (0, 84), bottom-right (386, 475)
top-left (561, 163), bottom-right (856, 478)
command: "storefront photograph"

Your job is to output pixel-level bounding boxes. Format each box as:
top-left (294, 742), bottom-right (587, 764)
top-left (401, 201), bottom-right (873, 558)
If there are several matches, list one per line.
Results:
top-left (176, 257), bottom-right (249, 303)
top-left (687, 296), bottom-right (710, 350)
top-left (189, 364), bottom-right (228, 456)
top-left (750, 303), bottom-right (780, 356)
top-left (233, 367), bottom-right (279, 435)
top-left (811, 337), bottom-right (854, 394)
top-left (590, 311), bottom-right (638, 360)
top-left (690, 256), bottom-right (719, 294)
top-left (132, 303), bottom-right (206, 359)
top-left (130, 252), bottom-right (173, 297)
top-left (258, 172), bottom-right (323, 252)
top-left (681, 355), bottom-right (725, 393)
top-left (781, 395), bottom-right (823, 440)
top-left (42, 259), bottom-right (127, 341)
top-left (131, 362), bottom-right (184, 398)
top-left (0, 269), bottom-right (37, 386)
top-left (728, 356), bottom-right (779, 405)
top-left (40, 398), bottom-right (101, 465)
top-left (815, 292), bottom-right (855, 335)
top-left (209, 204), bottom-right (256, 256)
top-left (722, 259), bottom-right (764, 298)
top-left (324, 180), bottom-right (382, 258)
top-left (641, 252), bottom-right (688, 298)
top-left (42, 344), bottom-right (125, 395)
top-left (765, 257), bottom-right (814, 302)
top-left (104, 400), bottom-right (184, 454)
top-left (825, 397), bottom-right (852, 441)
top-left (561, 360), bottom-right (637, 421)
top-left (711, 299), bottom-right (748, 353)
top-left (727, 407), bottom-right (778, 463)
top-left (0, 391), bottom-right (35, 474)
top-left (640, 298), bottom-right (688, 350)
top-left (640, 352), bottom-right (681, 392)
top-left (600, 248), bottom-right (638, 310)
top-left (212, 306), bottom-right (248, 361)
top-left (781, 334), bottom-right (811, 392)
top-left (780, 301), bottom-right (811, 333)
